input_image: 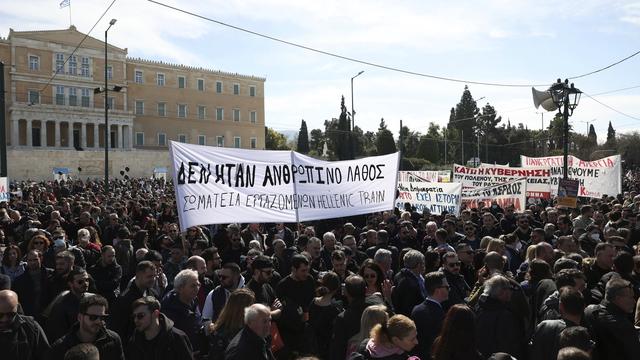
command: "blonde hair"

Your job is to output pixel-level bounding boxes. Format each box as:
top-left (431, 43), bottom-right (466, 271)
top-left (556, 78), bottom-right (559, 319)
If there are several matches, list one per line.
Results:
top-left (526, 244), bottom-right (537, 262)
top-left (479, 236), bottom-right (494, 250)
top-left (486, 238), bottom-right (506, 253)
top-left (352, 305), bottom-right (388, 344)
top-left (370, 314), bottom-right (416, 345)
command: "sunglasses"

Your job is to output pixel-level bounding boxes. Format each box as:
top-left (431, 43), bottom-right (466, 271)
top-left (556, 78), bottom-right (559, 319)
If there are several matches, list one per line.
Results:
top-left (84, 313), bottom-right (109, 322)
top-left (363, 273), bottom-right (377, 279)
top-left (33, 241), bottom-right (45, 245)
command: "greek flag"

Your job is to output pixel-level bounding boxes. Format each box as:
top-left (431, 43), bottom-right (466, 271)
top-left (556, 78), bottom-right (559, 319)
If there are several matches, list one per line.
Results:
top-left (59, 0), bottom-right (70, 9)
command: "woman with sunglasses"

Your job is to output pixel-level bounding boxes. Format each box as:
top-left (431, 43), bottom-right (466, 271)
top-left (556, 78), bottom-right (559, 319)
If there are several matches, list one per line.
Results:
top-left (359, 260), bottom-right (386, 297)
top-left (27, 234), bottom-right (50, 255)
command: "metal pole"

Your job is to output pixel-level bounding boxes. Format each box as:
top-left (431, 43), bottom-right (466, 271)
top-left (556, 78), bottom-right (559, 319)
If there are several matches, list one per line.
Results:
top-left (563, 93), bottom-right (570, 179)
top-left (104, 27), bottom-right (109, 193)
top-left (461, 130), bottom-right (464, 164)
top-left (351, 77), bottom-right (354, 132)
top-left (444, 129), bottom-right (447, 165)
top-left (0, 62), bottom-right (7, 177)
top-left (477, 134), bottom-right (480, 166)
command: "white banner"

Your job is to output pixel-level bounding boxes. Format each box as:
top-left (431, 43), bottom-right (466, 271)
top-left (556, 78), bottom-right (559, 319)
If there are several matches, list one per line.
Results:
top-left (0, 178), bottom-right (8, 202)
top-left (461, 178), bottom-right (527, 211)
top-left (479, 162), bottom-right (510, 168)
top-left (398, 171), bottom-right (439, 182)
top-left (396, 182), bottom-right (462, 215)
top-left (170, 142), bottom-right (400, 228)
top-left (453, 164), bottom-right (552, 198)
top-left (520, 155), bottom-right (621, 198)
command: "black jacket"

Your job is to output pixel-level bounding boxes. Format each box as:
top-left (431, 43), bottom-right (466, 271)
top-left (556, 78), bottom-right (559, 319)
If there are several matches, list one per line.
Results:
top-left (111, 281), bottom-right (159, 345)
top-left (475, 296), bottom-right (525, 359)
top-left (330, 294), bottom-right (385, 360)
top-left (584, 300), bottom-right (640, 360)
top-left (88, 260), bottom-right (122, 305)
top-left (12, 267), bottom-right (53, 318)
top-left (161, 290), bottom-right (202, 351)
top-left (127, 313), bottom-right (194, 360)
top-left (442, 270), bottom-right (470, 311)
top-left (391, 269), bottom-right (424, 316)
top-left (48, 323), bottom-right (124, 360)
top-left (46, 291), bottom-right (94, 344)
top-left (529, 318), bottom-right (579, 360)
top-left (224, 326), bottom-right (275, 360)
top-left (538, 290), bottom-right (561, 321)
top-left (411, 299), bottom-right (444, 360)
top-left (0, 314), bottom-right (50, 360)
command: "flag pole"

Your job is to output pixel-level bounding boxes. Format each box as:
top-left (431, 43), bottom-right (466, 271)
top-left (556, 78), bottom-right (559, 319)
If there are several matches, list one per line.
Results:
top-left (69, 0), bottom-right (72, 26)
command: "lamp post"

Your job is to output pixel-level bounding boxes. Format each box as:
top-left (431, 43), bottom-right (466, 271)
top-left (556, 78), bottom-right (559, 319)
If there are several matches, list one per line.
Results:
top-left (548, 79), bottom-right (582, 179)
top-left (350, 70), bottom-right (364, 131)
top-left (104, 19), bottom-right (116, 193)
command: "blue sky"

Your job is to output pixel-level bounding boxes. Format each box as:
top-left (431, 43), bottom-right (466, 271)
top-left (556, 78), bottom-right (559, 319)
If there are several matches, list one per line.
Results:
top-left (2, 0), bottom-right (640, 141)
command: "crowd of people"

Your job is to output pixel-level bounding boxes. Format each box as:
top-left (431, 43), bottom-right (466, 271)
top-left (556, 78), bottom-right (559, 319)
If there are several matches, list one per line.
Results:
top-left (1, 176), bottom-right (640, 360)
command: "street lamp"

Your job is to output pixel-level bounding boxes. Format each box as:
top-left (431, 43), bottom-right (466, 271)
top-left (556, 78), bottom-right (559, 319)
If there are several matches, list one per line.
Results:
top-left (351, 70), bottom-right (364, 131)
top-left (548, 79), bottom-right (582, 179)
top-left (102, 19), bottom-right (116, 193)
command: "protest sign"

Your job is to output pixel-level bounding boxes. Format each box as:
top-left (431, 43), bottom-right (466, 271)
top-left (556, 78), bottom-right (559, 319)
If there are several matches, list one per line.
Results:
top-left (479, 162), bottom-right (510, 168)
top-left (398, 171), bottom-right (439, 182)
top-left (520, 155), bottom-right (621, 198)
top-left (396, 182), bottom-right (462, 215)
top-left (557, 178), bottom-right (579, 208)
top-left (461, 178), bottom-right (527, 211)
top-left (438, 170), bottom-right (451, 182)
top-left (169, 142), bottom-right (400, 228)
top-left (453, 164), bottom-right (551, 198)
top-left (0, 178), bottom-right (8, 202)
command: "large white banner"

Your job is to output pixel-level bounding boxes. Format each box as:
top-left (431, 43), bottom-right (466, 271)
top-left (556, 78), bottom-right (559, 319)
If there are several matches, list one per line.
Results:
top-left (170, 142), bottom-right (400, 228)
top-left (396, 182), bottom-right (462, 215)
top-left (461, 178), bottom-right (528, 211)
top-left (520, 155), bottom-right (621, 198)
top-left (453, 164), bottom-right (552, 198)
top-left (0, 178), bottom-right (8, 203)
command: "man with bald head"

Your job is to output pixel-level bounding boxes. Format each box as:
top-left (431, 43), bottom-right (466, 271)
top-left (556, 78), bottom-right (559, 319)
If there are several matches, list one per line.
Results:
top-left (0, 290), bottom-right (50, 359)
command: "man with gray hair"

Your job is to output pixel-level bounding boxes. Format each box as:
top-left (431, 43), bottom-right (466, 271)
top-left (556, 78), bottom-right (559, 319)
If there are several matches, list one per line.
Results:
top-left (475, 274), bottom-right (525, 359)
top-left (161, 269), bottom-right (202, 353)
top-left (320, 232), bottom-right (337, 270)
top-left (225, 303), bottom-right (274, 360)
top-left (373, 248), bottom-right (393, 280)
top-left (391, 249), bottom-right (426, 316)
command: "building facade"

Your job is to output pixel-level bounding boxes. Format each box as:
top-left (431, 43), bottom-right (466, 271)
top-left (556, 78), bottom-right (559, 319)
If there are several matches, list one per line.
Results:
top-left (0, 26), bottom-right (265, 180)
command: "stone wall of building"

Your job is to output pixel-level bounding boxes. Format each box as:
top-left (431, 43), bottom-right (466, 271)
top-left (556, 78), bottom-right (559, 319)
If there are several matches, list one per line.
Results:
top-left (7, 148), bottom-right (172, 181)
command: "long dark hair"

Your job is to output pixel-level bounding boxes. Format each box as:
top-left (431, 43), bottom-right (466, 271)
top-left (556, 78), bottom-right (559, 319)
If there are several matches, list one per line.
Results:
top-left (359, 259), bottom-right (385, 292)
top-left (432, 304), bottom-right (480, 360)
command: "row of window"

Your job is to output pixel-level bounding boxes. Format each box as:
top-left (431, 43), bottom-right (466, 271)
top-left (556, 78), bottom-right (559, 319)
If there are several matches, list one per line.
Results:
top-left (28, 54), bottom-right (95, 78)
top-left (134, 101), bottom-right (257, 122)
top-left (134, 70), bottom-right (256, 96)
top-left (27, 88), bottom-right (114, 109)
top-left (137, 133), bottom-right (257, 149)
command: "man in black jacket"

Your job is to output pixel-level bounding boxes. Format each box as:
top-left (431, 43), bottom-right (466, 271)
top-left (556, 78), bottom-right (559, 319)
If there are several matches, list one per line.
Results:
top-left (411, 271), bottom-right (448, 360)
top-left (0, 290), bottom-right (50, 360)
top-left (161, 269), bottom-right (202, 353)
top-left (128, 296), bottom-right (194, 360)
top-left (392, 249), bottom-right (426, 316)
top-left (441, 252), bottom-right (469, 310)
top-left (88, 246), bottom-right (122, 307)
top-left (225, 303), bottom-right (275, 360)
top-left (12, 249), bottom-right (53, 319)
top-left (46, 268), bottom-right (92, 343)
top-left (49, 294), bottom-right (124, 360)
top-left (584, 277), bottom-right (640, 360)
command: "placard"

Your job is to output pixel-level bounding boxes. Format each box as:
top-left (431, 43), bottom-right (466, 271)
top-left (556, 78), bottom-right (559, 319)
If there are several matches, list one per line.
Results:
top-left (0, 178), bottom-right (8, 202)
top-left (520, 155), bottom-right (621, 198)
top-left (396, 182), bottom-right (462, 215)
top-left (453, 164), bottom-right (551, 198)
top-left (170, 142), bottom-right (400, 228)
top-left (461, 178), bottom-right (527, 211)
top-left (557, 178), bottom-right (579, 208)
top-left (398, 171), bottom-right (439, 183)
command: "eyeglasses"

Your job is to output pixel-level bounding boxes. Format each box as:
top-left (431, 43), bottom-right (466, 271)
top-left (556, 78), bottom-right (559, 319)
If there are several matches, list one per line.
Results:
top-left (132, 312), bottom-right (147, 320)
top-left (33, 241), bottom-right (44, 245)
top-left (83, 313), bottom-right (109, 322)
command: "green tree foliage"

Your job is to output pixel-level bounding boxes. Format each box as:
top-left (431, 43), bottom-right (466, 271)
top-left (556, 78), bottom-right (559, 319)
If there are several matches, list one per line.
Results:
top-left (309, 129), bottom-right (324, 155)
top-left (399, 125), bottom-right (421, 158)
top-left (352, 126), bottom-right (366, 158)
top-left (265, 127), bottom-right (291, 150)
top-left (416, 122), bottom-right (441, 163)
top-left (448, 85), bottom-right (479, 163)
top-left (588, 124), bottom-right (597, 145)
top-left (606, 121), bottom-right (617, 149)
top-left (297, 119), bottom-right (310, 153)
top-left (325, 96), bottom-right (354, 160)
top-left (375, 118), bottom-right (397, 155)
top-left (617, 132), bottom-right (640, 168)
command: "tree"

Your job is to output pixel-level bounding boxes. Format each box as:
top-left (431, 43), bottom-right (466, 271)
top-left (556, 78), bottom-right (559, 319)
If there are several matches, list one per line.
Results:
top-left (398, 126), bottom-right (421, 158)
top-left (296, 119), bottom-right (310, 153)
top-left (416, 122), bottom-right (440, 163)
top-left (325, 96), bottom-right (354, 160)
top-left (265, 127), bottom-right (290, 150)
top-left (448, 85), bottom-right (480, 163)
top-left (605, 121), bottom-right (617, 149)
top-left (375, 118), bottom-right (397, 155)
top-left (588, 124), bottom-right (597, 145)
top-left (309, 129), bottom-right (324, 155)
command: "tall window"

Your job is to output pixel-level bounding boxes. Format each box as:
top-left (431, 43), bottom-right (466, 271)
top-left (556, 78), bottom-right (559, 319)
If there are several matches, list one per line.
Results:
top-left (107, 97), bottom-right (115, 110)
top-left (250, 86), bottom-right (256, 97)
top-left (55, 53), bottom-right (65, 73)
top-left (178, 76), bottom-right (186, 89)
top-left (28, 90), bottom-right (40, 104)
top-left (250, 111), bottom-right (257, 124)
top-left (68, 55), bottom-right (77, 75)
top-left (135, 132), bottom-right (144, 146)
top-left (198, 135), bottom-right (206, 145)
top-left (68, 88), bottom-right (77, 106)
top-left (56, 86), bottom-right (65, 105)
top-left (178, 104), bottom-right (187, 118)
top-left (197, 79), bottom-right (205, 91)
top-left (157, 73), bottom-right (165, 86)
top-left (216, 81), bottom-right (222, 93)
top-left (216, 108), bottom-right (223, 121)
top-left (198, 106), bottom-right (206, 120)
top-left (178, 134), bottom-right (187, 143)
top-left (250, 137), bottom-right (257, 149)
top-left (157, 102), bottom-right (166, 116)
top-left (29, 56), bottom-right (39, 71)
top-left (81, 88), bottom-right (91, 107)
top-left (158, 133), bottom-right (166, 146)
top-left (135, 101), bottom-right (144, 115)
top-left (135, 70), bottom-right (143, 83)
top-left (81, 57), bottom-right (90, 77)
top-left (233, 109), bottom-right (240, 122)
top-left (233, 83), bottom-right (240, 95)
top-left (217, 136), bottom-right (224, 147)
top-left (234, 136), bottom-right (241, 148)
top-left (106, 66), bottom-right (113, 80)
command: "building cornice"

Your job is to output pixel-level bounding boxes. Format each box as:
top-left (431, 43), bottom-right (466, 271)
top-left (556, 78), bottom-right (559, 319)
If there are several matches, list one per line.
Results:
top-left (127, 57), bottom-right (266, 82)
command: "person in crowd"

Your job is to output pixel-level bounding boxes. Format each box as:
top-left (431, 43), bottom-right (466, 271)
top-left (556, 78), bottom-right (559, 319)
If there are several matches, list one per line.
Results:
top-left (584, 277), bottom-right (640, 359)
top-left (359, 260), bottom-right (386, 296)
top-left (346, 304), bottom-right (388, 358)
top-left (224, 303), bottom-right (275, 360)
top-left (308, 271), bottom-right (343, 359)
top-left (411, 271), bottom-right (448, 360)
top-left (208, 288), bottom-right (255, 360)
top-left (0, 289), bottom-right (50, 360)
top-left (75, 229), bottom-right (100, 269)
top-left (432, 304), bottom-right (483, 360)
top-left (246, 255), bottom-right (281, 316)
top-left (348, 314), bottom-right (418, 360)
top-left (143, 250), bottom-right (168, 297)
top-left (202, 262), bottom-right (244, 322)
top-left (63, 343), bottom-right (100, 360)
top-left (46, 268), bottom-right (92, 343)
top-left (128, 295), bottom-right (194, 360)
top-left (441, 252), bottom-right (470, 309)
top-left (461, 221), bottom-right (480, 250)
top-left (87, 245), bottom-right (122, 307)
top-left (164, 244), bottom-right (187, 288)
top-left (475, 275), bottom-right (525, 359)
top-left (12, 249), bottom-right (52, 318)
top-left (558, 326), bottom-right (595, 355)
top-left (184, 256), bottom-right (215, 311)
top-left (366, 230), bottom-right (399, 272)
top-left (161, 269), bottom-right (202, 352)
top-left (391, 250), bottom-right (426, 316)
top-left (200, 247), bottom-right (222, 285)
top-left (1, 244), bottom-right (26, 281)
top-left (431, 228), bottom-right (455, 253)
top-left (455, 243), bottom-right (476, 285)
top-left (331, 249), bottom-right (356, 283)
top-left (573, 205), bottom-right (594, 231)
top-left (442, 219), bottom-right (464, 245)
top-left (538, 268), bottom-right (586, 321)
top-left (49, 294), bottom-right (124, 360)
top-left (373, 249), bottom-right (394, 281)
